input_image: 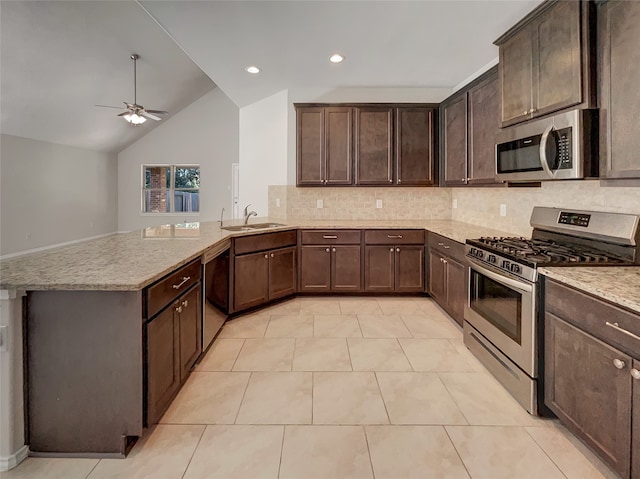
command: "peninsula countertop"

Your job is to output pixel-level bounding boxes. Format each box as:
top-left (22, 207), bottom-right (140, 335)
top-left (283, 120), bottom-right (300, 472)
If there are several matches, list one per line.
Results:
top-left (0, 218), bottom-right (517, 291)
top-left (539, 266), bottom-right (640, 315)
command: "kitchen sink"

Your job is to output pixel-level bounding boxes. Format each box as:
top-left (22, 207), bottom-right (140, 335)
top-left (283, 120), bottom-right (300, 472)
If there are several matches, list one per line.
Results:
top-left (222, 222), bottom-right (286, 232)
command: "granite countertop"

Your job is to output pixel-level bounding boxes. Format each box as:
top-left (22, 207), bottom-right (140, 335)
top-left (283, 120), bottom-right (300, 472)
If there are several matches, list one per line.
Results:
top-left (0, 218), bottom-right (516, 291)
top-left (539, 266), bottom-right (640, 315)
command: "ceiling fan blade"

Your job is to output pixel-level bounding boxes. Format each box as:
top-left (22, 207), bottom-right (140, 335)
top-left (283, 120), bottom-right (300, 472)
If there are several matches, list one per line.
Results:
top-left (117, 111), bottom-right (131, 117)
top-left (144, 109), bottom-right (168, 115)
top-left (95, 104), bottom-right (125, 109)
top-left (140, 110), bottom-right (161, 121)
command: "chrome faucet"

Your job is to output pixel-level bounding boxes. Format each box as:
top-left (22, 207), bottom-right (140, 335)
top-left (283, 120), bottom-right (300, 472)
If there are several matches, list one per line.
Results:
top-left (219, 207), bottom-right (225, 229)
top-left (243, 204), bottom-right (258, 225)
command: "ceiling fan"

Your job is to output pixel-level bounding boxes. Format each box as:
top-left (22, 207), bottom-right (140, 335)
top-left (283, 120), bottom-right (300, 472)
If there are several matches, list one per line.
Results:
top-left (95, 54), bottom-right (168, 126)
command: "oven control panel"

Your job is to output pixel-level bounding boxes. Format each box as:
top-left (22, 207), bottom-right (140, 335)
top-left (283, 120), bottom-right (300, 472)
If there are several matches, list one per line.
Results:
top-left (467, 246), bottom-right (536, 283)
top-left (558, 211), bottom-right (591, 227)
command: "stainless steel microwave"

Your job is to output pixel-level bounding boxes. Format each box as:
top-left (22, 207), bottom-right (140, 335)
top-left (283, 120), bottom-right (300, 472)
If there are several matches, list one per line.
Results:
top-left (495, 109), bottom-right (598, 182)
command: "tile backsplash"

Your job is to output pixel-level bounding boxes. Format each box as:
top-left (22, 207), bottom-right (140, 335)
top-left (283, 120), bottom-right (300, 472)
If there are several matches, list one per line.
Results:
top-left (269, 181), bottom-right (640, 237)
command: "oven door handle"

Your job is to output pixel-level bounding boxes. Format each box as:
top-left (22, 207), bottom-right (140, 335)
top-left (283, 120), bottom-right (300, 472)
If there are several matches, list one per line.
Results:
top-left (469, 261), bottom-right (533, 293)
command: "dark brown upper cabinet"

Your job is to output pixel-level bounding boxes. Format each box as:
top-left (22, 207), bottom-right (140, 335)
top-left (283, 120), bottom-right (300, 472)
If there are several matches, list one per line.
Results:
top-left (441, 67), bottom-right (502, 187)
top-left (296, 107), bottom-right (353, 186)
top-left (296, 103), bottom-right (438, 187)
top-left (355, 107), bottom-right (394, 185)
top-left (495, 0), bottom-right (595, 127)
top-left (598, 0), bottom-right (640, 180)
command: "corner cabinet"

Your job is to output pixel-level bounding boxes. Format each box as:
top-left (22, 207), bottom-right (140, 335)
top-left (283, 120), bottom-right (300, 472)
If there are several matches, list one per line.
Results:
top-left (296, 103), bottom-right (438, 187)
top-left (426, 233), bottom-right (467, 325)
top-left (442, 67), bottom-right (502, 187)
top-left (544, 279), bottom-right (640, 479)
top-left (495, 0), bottom-right (595, 127)
top-left (598, 0), bottom-right (640, 180)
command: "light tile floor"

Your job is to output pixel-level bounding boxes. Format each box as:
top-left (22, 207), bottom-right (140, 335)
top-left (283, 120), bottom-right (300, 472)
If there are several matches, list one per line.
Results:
top-left (5, 297), bottom-right (619, 479)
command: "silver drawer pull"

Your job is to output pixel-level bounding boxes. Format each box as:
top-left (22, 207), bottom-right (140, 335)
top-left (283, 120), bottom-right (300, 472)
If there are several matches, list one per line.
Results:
top-left (443, 245), bottom-right (450, 249)
top-left (176, 305), bottom-right (183, 314)
top-left (631, 369), bottom-right (640, 380)
top-left (182, 300), bottom-right (188, 308)
top-left (605, 322), bottom-right (640, 342)
top-left (172, 276), bottom-right (191, 289)
top-left (387, 235), bottom-right (403, 239)
top-left (323, 235), bottom-right (338, 239)
top-left (613, 358), bottom-right (626, 369)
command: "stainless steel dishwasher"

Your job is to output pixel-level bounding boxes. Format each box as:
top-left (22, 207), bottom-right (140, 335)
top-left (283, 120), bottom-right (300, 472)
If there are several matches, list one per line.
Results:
top-left (201, 240), bottom-right (230, 351)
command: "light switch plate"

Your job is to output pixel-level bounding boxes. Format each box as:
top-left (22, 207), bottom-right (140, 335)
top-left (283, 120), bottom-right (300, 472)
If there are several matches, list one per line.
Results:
top-left (376, 199), bottom-right (383, 209)
top-left (500, 204), bottom-right (507, 216)
top-left (0, 325), bottom-right (7, 352)
top-left (316, 199), bottom-right (323, 209)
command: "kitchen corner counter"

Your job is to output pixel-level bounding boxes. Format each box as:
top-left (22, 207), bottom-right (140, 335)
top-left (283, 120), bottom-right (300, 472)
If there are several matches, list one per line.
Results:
top-left (0, 218), bottom-right (517, 291)
top-left (539, 266), bottom-right (640, 314)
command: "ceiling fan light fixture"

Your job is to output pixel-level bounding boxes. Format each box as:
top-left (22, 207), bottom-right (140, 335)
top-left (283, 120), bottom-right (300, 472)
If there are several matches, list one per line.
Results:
top-left (245, 65), bottom-right (261, 74)
top-left (329, 53), bottom-right (344, 63)
top-left (124, 112), bottom-right (146, 125)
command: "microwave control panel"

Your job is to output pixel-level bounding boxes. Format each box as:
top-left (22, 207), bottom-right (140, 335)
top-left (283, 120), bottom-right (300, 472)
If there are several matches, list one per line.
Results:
top-left (556, 127), bottom-right (573, 169)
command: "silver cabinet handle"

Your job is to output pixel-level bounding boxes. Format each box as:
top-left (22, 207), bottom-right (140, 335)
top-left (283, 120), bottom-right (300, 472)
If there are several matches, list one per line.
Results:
top-left (613, 358), bottom-right (626, 369)
top-left (396, 247), bottom-right (400, 252)
top-left (461, 178), bottom-right (466, 182)
top-left (323, 235), bottom-right (338, 239)
top-left (443, 259), bottom-right (448, 264)
top-left (443, 245), bottom-right (450, 249)
top-left (270, 253), bottom-right (275, 258)
top-left (176, 305), bottom-right (183, 313)
top-left (631, 369), bottom-right (640, 380)
top-left (172, 276), bottom-right (191, 289)
top-left (398, 179), bottom-right (401, 183)
top-left (182, 300), bottom-right (188, 308)
top-left (438, 242), bottom-right (444, 246)
top-left (523, 110), bottom-right (528, 116)
top-left (264, 254), bottom-right (268, 259)
top-left (326, 248), bottom-right (330, 253)
top-left (387, 235), bottom-right (403, 239)
top-left (389, 179), bottom-right (393, 183)
top-left (605, 322), bottom-right (640, 342)
top-left (332, 248), bottom-right (336, 252)
top-left (389, 248), bottom-right (394, 252)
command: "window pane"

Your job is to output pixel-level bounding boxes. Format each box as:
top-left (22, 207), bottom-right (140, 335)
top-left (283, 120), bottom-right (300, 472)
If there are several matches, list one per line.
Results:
top-left (174, 167), bottom-right (200, 189)
top-left (144, 166), bottom-right (171, 189)
top-left (144, 189), bottom-right (171, 213)
top-left (174, 190), bottom-right (199, 212)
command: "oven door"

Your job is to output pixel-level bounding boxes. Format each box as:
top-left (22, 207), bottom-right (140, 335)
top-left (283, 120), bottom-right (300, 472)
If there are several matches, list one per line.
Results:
top-left (464, 260), bottom-right (537, 377)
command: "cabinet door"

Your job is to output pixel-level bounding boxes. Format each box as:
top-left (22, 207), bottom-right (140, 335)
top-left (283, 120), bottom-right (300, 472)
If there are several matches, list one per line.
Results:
top-left (545, 313), bottom-right (632, 478)
top-left (600, 0), bottom-right (640, 179)
top-left (269, 246), bottom-right (297, 300)
top-left (395, 246), bottom-right (424, 292)
top-left (234, 252), bottom-right (269, 311)
top-left (146, 305), bottom-right (180, 425)
top-left (396, 107), bottom-right (435, 186)
top-left (445, 256), bottom-right (466, 326)
top-left (297, 107), bottom-right (324, 185)
top-left (331, 245), bottom-right (362, 292)
top-left (633, 359), bottom-right (639, 479)
top-left (364, 246), bottom-right (395, 292)
top-left (534, 0), bottom-right (583, 117)
top-left (428, 249), bottom-right (446, 304)
top-left (325, 107), bottom-right (353, 185)
top-left (500, 27), bottom-right (533, 125)
top-left (355, 107), bottom-right (393, 185)
top-left (299, 246), bottom-right (331, 292)
top-left (443, 94), bottom-right (468, 186)
top-left (179, 286), bottom-right (201, 381)
top-left (468, 71), bottom-right (501, 185)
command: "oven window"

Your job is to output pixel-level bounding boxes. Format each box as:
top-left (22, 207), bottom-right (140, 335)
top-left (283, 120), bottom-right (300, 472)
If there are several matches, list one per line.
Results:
top-left (470, 270), bottom-right (522, 344)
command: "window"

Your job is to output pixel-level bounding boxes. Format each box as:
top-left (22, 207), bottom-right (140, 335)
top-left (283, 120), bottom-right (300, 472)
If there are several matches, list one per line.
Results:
top-left (143, 165), bottom-right (200, 213)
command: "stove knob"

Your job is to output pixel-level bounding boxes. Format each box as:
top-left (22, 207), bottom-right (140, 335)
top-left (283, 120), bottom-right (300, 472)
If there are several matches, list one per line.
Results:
top-left (478, 251), bottom-right (484, 259)
top-left (510, 264), bottom-right (521, 274)
top-left (488, 254), bottom-right (496, 264)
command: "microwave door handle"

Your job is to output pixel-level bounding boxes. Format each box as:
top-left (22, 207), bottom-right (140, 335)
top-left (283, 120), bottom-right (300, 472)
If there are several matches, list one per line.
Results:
top-left (539, 124), bottom-right (556, 179)
top-left (469, 261), bottom-right (533, 293)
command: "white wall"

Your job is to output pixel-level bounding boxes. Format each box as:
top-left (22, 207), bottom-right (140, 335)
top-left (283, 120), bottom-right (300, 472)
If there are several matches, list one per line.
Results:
top-left (117, 88), bottom-right (239, 232)
top-left (0, 135), bottom-right (117, 256)
top-left (238, 90), bottom-right (289, 217)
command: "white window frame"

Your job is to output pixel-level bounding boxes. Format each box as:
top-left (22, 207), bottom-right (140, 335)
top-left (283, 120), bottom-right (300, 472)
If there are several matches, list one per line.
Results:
top-left (141, 164), bottom-right (200, 216)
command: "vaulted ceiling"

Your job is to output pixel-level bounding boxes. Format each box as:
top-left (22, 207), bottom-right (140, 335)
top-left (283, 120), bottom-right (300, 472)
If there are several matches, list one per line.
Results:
top-left (1, 0), bottom-right (540, 153)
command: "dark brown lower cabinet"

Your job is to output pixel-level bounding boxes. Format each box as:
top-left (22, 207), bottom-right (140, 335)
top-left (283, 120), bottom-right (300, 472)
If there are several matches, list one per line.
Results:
top-left (545, 313), bottom-right (632, 478)
top-left (147, 302), bottom-right (180, 426)
top-left (364, 245), bottom-right (424, 293)
top-left (178, 286), bottom-right (202, 380)
top-left (233, 246), bottom-right (297, 311)
top-left (427, 233), bottom-right (467, 326)
top-left (633, 359), bottom-right (639, 479)
top-left (300, 245), bottom-right (362, 292)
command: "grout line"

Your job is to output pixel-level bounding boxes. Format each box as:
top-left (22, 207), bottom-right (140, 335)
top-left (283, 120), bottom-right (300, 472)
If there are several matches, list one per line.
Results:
top-left (311, 371), bottom-right (315, 425)
top-left (373, 372), bottom-right (392, 425)
top-left (443, 425), bottom-right (473, 479)
top-left (233, 372), bottom-right (252, 424)
top-left (397, 314), bottom-right (416, 339)
top-left (180, 424), bottom-right (207, 479)
top-left (276, 425), bottom-right (286, 479)
top-left (524, 427), bottom-right (570, 479)
top-left (362, 426), bottom-right (377, 479)
top-left (436, 372), bottom-right (471, 426)
top-left (355, 313), bottom-right (366, 338)
top-left (345, 337), bottom-right (354, 371)
top-left (396, 339), bottom-right (417, 372)
top-left (229, 338), bottom-right (246, 371)
top-left (84, 458), bottom-right (101, 478)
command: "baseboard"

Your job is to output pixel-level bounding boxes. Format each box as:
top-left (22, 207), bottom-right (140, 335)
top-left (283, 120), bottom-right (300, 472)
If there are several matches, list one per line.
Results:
top-left (0, 445), bottom-right (29, 471)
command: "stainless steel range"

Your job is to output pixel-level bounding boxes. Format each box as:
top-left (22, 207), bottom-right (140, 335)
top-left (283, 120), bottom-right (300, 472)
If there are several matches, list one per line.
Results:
top-left (463, 207), bottom-right (640, 415)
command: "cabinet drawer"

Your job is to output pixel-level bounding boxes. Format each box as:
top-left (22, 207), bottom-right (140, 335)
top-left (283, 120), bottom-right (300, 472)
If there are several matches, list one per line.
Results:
top-left (545, 280), bottom-right (640, 359)
top-left (146, 259), bottom-right (201, 320)
top-left (300, 230), bottom-right (361, 245)
top-left (427, 232), bottom-right (465, 259)
top-left (234, 230), bottom-right (297, 255)
top-left (364, 229), bottom-right (424, 245)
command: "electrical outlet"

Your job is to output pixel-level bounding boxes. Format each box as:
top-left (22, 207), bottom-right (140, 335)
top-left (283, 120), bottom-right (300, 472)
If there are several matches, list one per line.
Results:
top-left (376, 199), bottom-right (383, 209)
top-left (275, 198), bottom-right (281, 207)
top-left (453, 198), bottom-right (458, 209)
top-left (316, 199), bottom-right (323, 209)
top-left (500, 204), bottom-right (507, 217)
top-left (0, 325), bottom-right (7, 352)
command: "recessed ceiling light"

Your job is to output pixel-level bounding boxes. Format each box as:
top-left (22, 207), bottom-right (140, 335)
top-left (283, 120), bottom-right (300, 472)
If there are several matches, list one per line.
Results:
top-left (245, 66), bottom-right (261, 74)
top-left (329, 54), bottom-right (344, 63)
